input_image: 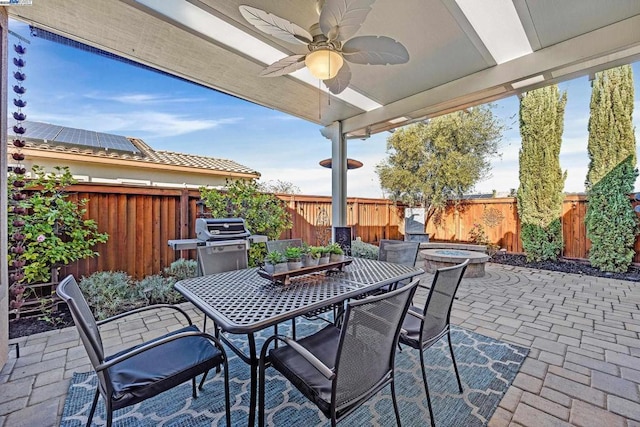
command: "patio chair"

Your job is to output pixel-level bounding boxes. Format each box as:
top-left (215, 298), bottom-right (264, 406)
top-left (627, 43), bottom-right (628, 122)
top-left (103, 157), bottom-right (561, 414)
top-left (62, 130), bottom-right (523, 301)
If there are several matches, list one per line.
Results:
top-left (197, 244), bottom-right (248, 276)
top-left (398, 259), bottom-right (469, 427)
top-left (57, 275), bottom-right (231, 427)
top-left (258, 278), bottom-right (420, 427)
top-left (266, 238), bottom-right (302, 254)
top-left (373, 239), bottom-right (421, 294)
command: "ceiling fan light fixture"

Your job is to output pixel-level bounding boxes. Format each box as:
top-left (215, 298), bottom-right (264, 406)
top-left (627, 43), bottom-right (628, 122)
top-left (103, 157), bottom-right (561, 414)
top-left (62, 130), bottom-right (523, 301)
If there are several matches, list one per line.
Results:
top-left (305, 48), bottom-right (343, 80)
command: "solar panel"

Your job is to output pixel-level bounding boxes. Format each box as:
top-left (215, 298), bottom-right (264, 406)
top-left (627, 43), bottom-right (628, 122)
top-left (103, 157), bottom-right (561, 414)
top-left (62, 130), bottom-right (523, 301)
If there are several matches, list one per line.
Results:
top-left (16, 121), bottom-right (63, 141)
top-left (9, 120), bottom-right (140, 154)
top-left (56, 127), bottom-right (99, 147)
top-left (97, 132), bottom-right (140, 153)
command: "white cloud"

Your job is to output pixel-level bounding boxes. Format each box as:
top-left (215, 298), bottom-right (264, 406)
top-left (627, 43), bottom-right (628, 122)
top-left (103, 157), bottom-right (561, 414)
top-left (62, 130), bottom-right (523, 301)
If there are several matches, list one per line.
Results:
top-left (84, 92), bottom-right (205, 105)
top-left (26, 107), bottom-right (242, 138)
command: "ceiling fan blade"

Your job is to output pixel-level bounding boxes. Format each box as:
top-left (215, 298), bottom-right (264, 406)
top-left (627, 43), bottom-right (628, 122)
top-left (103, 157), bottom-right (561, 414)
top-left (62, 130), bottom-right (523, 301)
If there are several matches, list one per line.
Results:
top-left (319, 0), bottom-right (376, 42)
top-left (324, 61), bottom-right (351, 94)
top-left (342, 36), bottom-right (409, 65)
top-left (259, 55), bottom-right (307, 77)
top-left (239, 5), bottom-right (312, 45)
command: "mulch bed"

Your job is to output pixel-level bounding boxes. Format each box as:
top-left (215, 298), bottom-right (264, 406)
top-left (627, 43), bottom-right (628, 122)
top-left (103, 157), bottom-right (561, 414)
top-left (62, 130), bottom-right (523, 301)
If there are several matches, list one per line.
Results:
top-left (9, 304), bottom-right (74, 339)
top-left (490, 253), bottom-right (640, 282)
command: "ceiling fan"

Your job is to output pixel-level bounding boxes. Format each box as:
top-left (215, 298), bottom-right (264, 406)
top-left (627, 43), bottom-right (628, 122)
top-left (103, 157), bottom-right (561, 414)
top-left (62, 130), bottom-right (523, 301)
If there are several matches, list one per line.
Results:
top-left (239, 0), bottom-right (409, 94)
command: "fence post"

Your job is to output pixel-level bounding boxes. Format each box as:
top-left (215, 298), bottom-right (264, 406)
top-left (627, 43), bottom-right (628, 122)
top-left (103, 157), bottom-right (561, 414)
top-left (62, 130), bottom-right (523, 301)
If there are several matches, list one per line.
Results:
top-left (179, 189), bottom-right (190, 259)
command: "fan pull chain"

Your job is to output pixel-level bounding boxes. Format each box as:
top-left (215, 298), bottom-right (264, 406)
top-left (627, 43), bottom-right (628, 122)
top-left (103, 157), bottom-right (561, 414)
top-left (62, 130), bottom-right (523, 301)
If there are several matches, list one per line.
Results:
top-left (318, 79), bottom-right (322, 120)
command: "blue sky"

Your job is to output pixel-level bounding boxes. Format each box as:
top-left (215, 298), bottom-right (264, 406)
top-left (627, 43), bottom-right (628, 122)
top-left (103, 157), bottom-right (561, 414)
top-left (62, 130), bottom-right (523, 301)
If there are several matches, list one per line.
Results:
top-left (8, 20), bottom-right (640, 198)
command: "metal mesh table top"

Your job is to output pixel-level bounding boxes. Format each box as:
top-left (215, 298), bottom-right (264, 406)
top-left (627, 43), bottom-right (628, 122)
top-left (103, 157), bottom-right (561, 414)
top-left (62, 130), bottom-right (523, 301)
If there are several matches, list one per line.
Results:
top-left (175, 258), bottom-right (423, 334)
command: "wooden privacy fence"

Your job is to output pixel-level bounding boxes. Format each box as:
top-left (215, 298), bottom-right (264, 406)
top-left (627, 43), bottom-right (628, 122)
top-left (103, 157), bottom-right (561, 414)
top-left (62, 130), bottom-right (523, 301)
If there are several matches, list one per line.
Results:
top-left (48, 185), bottom-right (640, 281)
top-left (58, 184), bottom-right (404, 280)
top-left (426, 194), bottom-right (640, 263)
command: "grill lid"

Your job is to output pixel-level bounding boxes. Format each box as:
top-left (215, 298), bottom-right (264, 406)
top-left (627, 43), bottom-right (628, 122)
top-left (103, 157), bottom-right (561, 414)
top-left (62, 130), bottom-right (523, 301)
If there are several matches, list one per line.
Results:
top-left (196, 218), bottom-right (251, 241)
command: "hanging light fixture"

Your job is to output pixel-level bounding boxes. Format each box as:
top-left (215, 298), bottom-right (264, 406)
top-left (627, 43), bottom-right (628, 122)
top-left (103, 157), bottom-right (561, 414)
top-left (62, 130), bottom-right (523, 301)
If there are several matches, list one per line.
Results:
top-left (305, 47), bottom-right (343, 80)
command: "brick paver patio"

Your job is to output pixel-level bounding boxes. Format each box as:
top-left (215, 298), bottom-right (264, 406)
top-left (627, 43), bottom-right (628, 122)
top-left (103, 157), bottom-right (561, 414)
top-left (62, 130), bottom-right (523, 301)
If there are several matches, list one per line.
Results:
top-left (2, 261), bottom-right (640, 426)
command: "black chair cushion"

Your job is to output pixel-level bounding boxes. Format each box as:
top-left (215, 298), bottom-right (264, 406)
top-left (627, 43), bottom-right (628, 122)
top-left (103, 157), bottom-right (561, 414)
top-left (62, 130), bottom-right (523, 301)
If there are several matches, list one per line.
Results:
top-left (107, 325), bottom-right (223, 409)
top-left (399, 306), bottom-right (447, 349)
top-left (269, 325), bottom-right (340, 416)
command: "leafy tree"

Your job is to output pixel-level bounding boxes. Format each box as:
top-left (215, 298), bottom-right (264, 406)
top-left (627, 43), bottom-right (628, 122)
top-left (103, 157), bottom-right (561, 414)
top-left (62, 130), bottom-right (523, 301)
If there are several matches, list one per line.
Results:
top-left (8, 165), bottom-right (109, 284)
top-left (517, 85), bottom-right (567, 261)
top-left (257, 179), bottom-right (301, 195)
top-left (199, 180), bottom-right (292, 266)
top-left (376, 105), bottom-right (502, 226)
top-left (585, 65), bottom-right (638, 272)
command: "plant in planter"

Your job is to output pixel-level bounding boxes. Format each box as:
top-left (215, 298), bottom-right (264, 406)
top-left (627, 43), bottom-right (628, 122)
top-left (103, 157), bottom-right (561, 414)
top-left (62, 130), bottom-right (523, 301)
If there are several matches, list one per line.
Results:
top-left (264, 250), bottom-right (288, 274)
top-left (318, 246), bottom-right (331, 264)
top-left (327, 242), bottom-right (345, 262)
top-left (285, 246), bottom-right (304, 270)
top-left (305, 246), bottom-right (322, 267)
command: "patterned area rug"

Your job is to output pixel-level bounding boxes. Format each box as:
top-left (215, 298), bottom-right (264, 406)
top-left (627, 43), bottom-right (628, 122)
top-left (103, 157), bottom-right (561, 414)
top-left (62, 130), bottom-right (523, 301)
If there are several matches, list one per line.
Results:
top-left (60, 320), bottom-right (528, 427)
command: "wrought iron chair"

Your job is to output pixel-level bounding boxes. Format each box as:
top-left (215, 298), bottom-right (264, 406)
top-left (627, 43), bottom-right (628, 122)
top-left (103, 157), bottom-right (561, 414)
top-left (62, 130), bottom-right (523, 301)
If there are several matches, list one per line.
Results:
top-left (398, 259), bottom-right (469, 427)
top-left (57, 275), bottom-right (231, 427)
top-left (372, 239), bottom-right (420, 294)
top-left (258, 279), bottom-right (420, 427)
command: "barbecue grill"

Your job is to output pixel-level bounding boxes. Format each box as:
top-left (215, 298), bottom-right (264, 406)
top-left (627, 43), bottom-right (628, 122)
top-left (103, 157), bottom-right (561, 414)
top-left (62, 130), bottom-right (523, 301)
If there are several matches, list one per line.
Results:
top-left (168, 218), bottom-right (267, 275)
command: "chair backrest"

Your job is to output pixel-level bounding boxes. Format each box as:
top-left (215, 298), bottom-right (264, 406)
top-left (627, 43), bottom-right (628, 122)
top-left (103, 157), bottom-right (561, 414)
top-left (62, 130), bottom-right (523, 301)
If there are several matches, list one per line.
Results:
top-left (378, 239), bottom-right (420, 267)
top-left (265, 239), bottom-right (302, 254)
top-left (197, 245), bottom-right (248, 276)
top-left (333, 279), bottom-right (419, 410)
top-left (57, 275), bottom-right (110, 386)
top-left (421, 259), bottom-right (469, 342)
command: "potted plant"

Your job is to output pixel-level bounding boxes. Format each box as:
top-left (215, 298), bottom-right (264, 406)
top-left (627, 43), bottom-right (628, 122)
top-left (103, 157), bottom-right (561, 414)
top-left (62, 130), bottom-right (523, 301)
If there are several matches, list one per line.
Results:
top-left (264, 250), bottom-right (288, 274)
top-left (305, 246), bottom-right (322, 267)
top-left (327, 242), bottom-right (345, 262)
top-left (318, 246), bottom-right (331, 265)
top-left (285, 246), bottom-right (303, 270)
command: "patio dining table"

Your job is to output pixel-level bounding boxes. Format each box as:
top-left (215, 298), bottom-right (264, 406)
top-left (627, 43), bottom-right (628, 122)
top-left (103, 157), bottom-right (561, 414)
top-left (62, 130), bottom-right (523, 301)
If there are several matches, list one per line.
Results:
top-left (174, 257), bottom-right (424, 426)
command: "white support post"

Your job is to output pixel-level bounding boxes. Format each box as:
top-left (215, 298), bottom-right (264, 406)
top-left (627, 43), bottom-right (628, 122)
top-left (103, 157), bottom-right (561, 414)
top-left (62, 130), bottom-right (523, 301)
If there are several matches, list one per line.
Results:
top-left (323, 122), bottom-right (347, 241)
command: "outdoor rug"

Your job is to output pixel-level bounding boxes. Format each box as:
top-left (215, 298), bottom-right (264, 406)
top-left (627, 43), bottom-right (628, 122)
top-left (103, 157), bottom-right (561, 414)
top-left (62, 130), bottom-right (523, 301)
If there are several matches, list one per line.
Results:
top-left (60, 319), bottom-right (528, 427)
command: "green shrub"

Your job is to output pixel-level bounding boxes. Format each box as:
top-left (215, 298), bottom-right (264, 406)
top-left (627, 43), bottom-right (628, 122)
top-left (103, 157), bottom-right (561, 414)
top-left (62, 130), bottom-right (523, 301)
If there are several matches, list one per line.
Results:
top-left (351, 240), bottom-right (379, 260)
top-left (586, 158), bottom-right (638, 272)
top-left (164, 258), bottom-right (198, 281)
top-left (138, 274), bottom-right (184, 305)
top-left (521, 220), bottom-right (563, 262)
top-left (8, 165), bottom-right (109, 284)
top-left (78, 271), bottom-right (141, 320)
top-left (199, 180), bottom-right (292, 267)
top-left (468, 223), bottom-right (500, 257)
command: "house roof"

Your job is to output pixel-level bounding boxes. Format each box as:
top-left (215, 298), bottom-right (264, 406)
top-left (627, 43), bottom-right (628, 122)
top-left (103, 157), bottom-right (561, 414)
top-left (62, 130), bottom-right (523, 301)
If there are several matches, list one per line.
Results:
top-left (8, 121), bottom-right (260, 178)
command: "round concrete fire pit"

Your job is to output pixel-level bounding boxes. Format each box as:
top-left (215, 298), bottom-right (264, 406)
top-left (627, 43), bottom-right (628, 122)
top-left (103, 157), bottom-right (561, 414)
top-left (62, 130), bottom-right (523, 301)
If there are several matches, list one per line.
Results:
top-left (421, 249), bottom-right (490, 278)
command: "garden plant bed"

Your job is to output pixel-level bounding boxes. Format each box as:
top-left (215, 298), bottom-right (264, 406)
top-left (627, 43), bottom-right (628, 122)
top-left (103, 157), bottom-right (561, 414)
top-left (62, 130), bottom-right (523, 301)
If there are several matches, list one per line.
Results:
top-left (490, 254), bottom-right (640, 282)
top-left (9, 304), bottom-right (74, 339)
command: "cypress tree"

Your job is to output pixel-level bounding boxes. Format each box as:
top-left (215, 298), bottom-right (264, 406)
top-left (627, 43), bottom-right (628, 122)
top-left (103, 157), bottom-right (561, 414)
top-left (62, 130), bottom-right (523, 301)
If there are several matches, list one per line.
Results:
top-left (585, 65), bottom-right (638, 272)
top-left (517, 85), bottom-right (567, 261)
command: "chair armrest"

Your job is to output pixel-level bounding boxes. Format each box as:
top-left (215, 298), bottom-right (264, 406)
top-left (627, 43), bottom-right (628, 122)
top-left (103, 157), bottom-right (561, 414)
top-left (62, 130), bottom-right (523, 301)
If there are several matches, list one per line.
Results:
top-left (406, 310), bottom-right (424, 321)
top-left (97, 304), bottom-right (192, 327)
top-left (282, 337), bottom-right (336, 380)
top-left (262, 335), bottom-right (335, 380)
top-left (95, 330), bottom-right (224, 372)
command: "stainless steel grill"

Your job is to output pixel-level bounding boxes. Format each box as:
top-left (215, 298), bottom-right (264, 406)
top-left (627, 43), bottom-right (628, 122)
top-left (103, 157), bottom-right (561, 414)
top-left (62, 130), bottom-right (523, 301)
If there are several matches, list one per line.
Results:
top-left (168, 218), bottom-right (267, 275)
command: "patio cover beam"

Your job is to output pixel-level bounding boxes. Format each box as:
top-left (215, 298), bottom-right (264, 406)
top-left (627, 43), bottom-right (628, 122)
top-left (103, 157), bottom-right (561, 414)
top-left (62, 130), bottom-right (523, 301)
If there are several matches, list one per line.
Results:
top-left (336, 14), bottom-right (640, 136)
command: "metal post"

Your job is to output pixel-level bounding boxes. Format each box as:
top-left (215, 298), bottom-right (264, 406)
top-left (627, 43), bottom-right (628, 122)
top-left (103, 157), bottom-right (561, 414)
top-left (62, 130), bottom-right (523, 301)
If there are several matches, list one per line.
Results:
top-left (328, 122), bottom-right (347, 240)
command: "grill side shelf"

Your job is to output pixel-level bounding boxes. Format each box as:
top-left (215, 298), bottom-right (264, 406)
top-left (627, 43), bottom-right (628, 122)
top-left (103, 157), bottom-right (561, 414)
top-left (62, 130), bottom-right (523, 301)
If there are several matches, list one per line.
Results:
top-left (258, 258), bottom-right (353, 286)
